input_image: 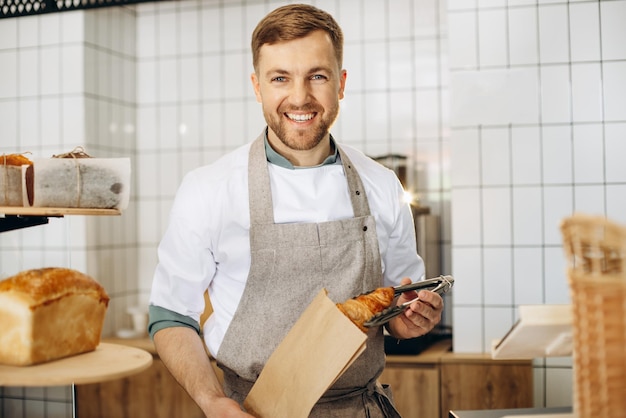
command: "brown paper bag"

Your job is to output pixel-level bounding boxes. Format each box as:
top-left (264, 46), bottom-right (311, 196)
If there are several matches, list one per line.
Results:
top-left (243, 289), bottom-right (367, 418)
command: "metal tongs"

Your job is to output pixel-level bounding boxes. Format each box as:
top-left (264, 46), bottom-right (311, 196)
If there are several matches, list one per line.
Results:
top-left (363, 275), bottom-right (454, 328)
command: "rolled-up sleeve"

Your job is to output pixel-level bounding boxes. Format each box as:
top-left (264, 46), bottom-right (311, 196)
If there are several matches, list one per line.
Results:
top-left (148, 305), bottom-right (200, 339)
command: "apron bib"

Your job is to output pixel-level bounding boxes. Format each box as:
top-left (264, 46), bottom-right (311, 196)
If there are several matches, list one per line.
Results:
top-left (216, 133), bottom-right (400, 417)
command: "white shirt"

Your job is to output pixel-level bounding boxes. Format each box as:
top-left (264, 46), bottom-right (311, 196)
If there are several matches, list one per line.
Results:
top-left (149, 140), bottom-right (424, 357)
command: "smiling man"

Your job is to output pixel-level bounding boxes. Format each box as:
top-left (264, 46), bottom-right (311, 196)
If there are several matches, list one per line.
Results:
top-left (251, 28), bottom-right (345, 164)
top-left (148, 4), bottom-right (443, 417)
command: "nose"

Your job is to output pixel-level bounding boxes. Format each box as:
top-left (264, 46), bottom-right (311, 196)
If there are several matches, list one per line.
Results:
top-left (289, 79), bottom-right (311, 106)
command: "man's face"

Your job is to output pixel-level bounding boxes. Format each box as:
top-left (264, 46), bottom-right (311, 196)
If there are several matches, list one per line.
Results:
top-left (251, 30), bottom-right (347, 153)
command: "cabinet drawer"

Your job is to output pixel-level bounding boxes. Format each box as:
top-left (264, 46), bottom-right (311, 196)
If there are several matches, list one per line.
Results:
top-left (380, 364), bottom-right (440, 418)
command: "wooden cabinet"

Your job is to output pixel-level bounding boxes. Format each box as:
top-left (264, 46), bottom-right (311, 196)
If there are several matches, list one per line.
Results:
top-left (439, 353), bottom-right (533, 415)
top-left (76, 357), bottom-right (205, 418)
top-left (380, 363), bottom-right (440, 418)
top-left (380, 339), bottom-right (449, 418)
top-left (76, 338), bottom-right (532, 418)
top-left (75, 338), bottom-right (221, 418)
top-left (379, 340), bottom-right (533, 418)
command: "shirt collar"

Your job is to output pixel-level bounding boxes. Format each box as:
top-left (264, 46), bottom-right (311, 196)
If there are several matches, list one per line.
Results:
top-left (264, 131), bottom-right (340, 170)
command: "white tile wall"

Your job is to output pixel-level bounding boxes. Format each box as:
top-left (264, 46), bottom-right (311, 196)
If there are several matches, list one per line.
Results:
top-left (512, 187), bottom-right (543, 245)
top-left (569, 2), bottom-right (600, 62)
top-left (449, 0), bottom-right (626, 409)
top-left (508, 7), bottom-right (538, 66)
top-left (600, 1), bottom-right (626, 61)
top-left (0, 5), bottom-right (138, 416)
top-left (478, 9), bottom-right (507, 68)
top-left (604, 61), bottom-right (626, 121)
top-left (480, 127), bottom-right (510, 186)
top-left (540, 65), bottom-right (571, 124)
top-left (606, 123), bottom-right (626, 183)
top-left (513, 247), bottom-right (544, 305)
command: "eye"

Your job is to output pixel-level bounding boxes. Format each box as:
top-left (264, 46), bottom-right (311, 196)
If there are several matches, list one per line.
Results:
top-left (311, 74), bottom-right (328, 82)
top-left (271, 76), bottom-right (287, 82)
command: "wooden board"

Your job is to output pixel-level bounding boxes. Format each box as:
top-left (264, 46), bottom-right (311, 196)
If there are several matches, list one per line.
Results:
top-left (492, 305), bottom-right (573, 359)
top-left (0, 206), bottom-right (121, 216)
top-left (0, 343), bottom-right (152, 387)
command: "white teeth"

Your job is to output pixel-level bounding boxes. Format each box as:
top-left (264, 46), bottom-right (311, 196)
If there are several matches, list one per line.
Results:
top-left (286, 113), bottom-right (314, 122)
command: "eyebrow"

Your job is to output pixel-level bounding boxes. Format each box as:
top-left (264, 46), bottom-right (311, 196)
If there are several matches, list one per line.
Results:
top-left (264, 66), bottom-right (333, 78)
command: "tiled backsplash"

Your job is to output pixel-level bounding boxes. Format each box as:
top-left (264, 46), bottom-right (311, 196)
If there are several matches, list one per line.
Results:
top-left (0, 5), bottom-right (138, 417)
top-left (449, 0), bottom-right (626, 408)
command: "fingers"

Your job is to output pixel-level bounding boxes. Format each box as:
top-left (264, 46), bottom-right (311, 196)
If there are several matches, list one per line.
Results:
top-left (416, 289), bottom-right (443, 310)
top-left (404, 291), bottom-right (443, 330)
top-left (392, 278), bottom-right (444, 337)
top-left (396, 277), bottom-right (416, 304)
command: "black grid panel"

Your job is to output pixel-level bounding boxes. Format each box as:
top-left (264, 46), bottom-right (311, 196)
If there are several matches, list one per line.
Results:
top-left (0, 0), bottom-right (153, 18)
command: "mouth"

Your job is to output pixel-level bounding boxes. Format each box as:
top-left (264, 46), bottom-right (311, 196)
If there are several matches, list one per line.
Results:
top-left (285, 112), bottom-right (316, 123)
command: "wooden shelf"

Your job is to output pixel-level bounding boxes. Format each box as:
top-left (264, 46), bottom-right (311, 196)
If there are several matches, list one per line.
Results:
top-left (0, 206), bottom-right (121, 232)
top-left (0, 206), bottom-right (121, 217)
top-left (0, 343), bottom-right (152, 387)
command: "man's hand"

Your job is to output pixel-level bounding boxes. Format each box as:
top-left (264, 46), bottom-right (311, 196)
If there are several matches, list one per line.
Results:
top-left (202, 395), bottom-right (254, 418)
top-left (386, 277), bottom-right (444, 339)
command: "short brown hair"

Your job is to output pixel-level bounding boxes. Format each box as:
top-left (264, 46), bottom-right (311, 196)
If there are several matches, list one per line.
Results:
top-left (251, 4), bottom-right (344, 72)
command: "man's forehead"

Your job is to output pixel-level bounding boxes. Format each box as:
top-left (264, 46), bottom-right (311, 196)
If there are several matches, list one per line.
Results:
top-left (256, 32), bottom-right (339, 73)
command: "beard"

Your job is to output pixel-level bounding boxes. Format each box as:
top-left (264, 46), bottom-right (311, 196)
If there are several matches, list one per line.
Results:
top-left (264, 102), bottom-right (340, 151)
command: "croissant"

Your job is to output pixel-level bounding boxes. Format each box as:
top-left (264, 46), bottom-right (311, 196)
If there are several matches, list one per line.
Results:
top-left (336, 287), bottom-right (395, 332)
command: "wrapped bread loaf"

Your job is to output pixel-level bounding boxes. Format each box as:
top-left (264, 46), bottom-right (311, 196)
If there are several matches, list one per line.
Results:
top-left (0, 268), bottom-right (109, 366)
top-left (336, 287), bottom-right (395, 332)
top-left (0, 153), bottom-right (33, 206)
top-left (23, 147), bottom-right (131, 209)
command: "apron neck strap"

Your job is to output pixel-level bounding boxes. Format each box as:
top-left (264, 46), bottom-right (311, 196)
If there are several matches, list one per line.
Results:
top-left (248, 132), bottom-right (372, 225)
top-left (337, 147), bottom-right (371, 219)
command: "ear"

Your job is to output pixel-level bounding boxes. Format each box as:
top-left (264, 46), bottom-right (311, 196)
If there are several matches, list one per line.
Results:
top-left (251, 72), bottom-right (262, 103)
top-left (338, 69), bottom-right (347, 100)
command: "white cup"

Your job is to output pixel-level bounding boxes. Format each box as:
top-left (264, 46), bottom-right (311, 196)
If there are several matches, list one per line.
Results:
top-left (127, 306), bottom-right (148, 335)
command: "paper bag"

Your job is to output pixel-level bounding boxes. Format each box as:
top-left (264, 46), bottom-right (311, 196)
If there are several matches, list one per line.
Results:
top-left (243, 289), bottom-right (367, 418)
top-left (0, 165), bottom-right (23, 206)
top-left (23, 158), bottom-right (131, 210)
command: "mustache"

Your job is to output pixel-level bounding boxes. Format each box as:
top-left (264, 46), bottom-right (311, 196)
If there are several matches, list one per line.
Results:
top-left (280, 105), bottom-right (321, 113)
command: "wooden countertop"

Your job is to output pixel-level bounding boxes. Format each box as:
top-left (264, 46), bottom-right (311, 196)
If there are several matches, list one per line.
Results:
top-left (385, 338), bottom-right (530, 365)
top-left (0, 343), bottom-right (152, 387)
top-left (105, 337), bottom-right (453, 363)
top-left (105, 336), bottom-right (530, 367)
top-left (440, 350), bottom-right (532, 364)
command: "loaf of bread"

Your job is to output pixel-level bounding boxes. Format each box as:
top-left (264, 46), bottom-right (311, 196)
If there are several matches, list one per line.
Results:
top-left (24, 156), bottom-right (131, 209)
top-left (0, 268), bottom-right (109, 366)
top-left (1, 153), bottom-right (33, 206)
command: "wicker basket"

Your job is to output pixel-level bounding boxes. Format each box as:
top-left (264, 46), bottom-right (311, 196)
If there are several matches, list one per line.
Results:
top-left (561, 214), bottom-right (626, 418)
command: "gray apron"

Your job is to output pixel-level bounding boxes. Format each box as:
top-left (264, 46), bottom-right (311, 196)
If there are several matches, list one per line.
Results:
top-left (216, 133), bottom-right (401, 417)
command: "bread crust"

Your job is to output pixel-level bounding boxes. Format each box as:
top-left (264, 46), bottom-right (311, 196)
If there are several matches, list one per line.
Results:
top-left (0, 267), bottom-right (109, 308)
top-left (0, 268), bottom-right (109, 366)
top-left (1, 153), bottom-right (32, 166)
top-left (336, 287), bottom-right (395, 332)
